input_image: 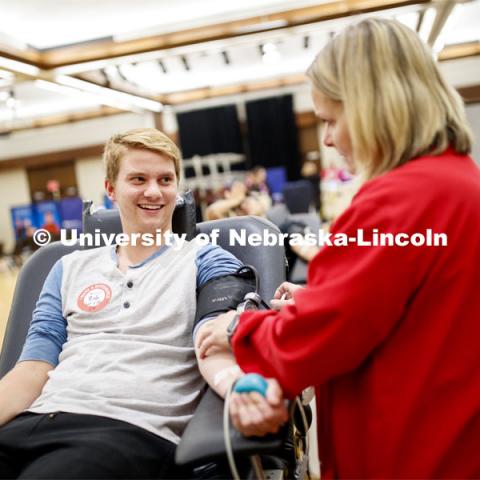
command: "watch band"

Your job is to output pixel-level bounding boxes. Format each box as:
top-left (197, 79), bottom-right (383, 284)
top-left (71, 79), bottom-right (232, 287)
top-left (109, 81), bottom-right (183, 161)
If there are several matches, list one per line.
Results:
top-left (227, 312), bottom-right (241, 345)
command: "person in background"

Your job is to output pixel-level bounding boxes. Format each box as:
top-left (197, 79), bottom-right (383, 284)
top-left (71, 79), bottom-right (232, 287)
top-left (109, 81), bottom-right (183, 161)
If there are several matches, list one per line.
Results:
top-left (245, 166), bottom-right (270, 196)
top-left (205, 180), bottom-right (268, 220)
top-left (196, 18), bottom-right (480, 478)
top-left (40, 212), bottom-right (61, 237)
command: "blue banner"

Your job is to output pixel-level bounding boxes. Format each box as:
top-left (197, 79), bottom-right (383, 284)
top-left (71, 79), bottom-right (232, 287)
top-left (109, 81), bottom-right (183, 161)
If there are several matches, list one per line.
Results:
top-left (11, 206), bottom-right (36, 240)
top-left (33, 201), bottom-right (62, 236)
top-left (59, 197), bottom-right (83, 232)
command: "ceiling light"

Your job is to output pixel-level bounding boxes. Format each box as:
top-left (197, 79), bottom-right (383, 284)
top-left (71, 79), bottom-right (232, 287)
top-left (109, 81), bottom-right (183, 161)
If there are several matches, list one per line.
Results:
top-left (0, 69), bottom-right (14, 80)
top-left (181, 56), bottom-right (191, 71)
top-left (55, 75), bottom-right (163, 112)
top-left (6, 91), bottom-right (17, 109)
top-left (221, 51), bottom-right (231, 65)
top-left (35, 79), bottom-right (95, 99)
top-left (261, 42), bottom-right (281, 64)
top-left (158, 61), bottom-right (168, 74)
top-left (0, 56), bottom-right (40, 77)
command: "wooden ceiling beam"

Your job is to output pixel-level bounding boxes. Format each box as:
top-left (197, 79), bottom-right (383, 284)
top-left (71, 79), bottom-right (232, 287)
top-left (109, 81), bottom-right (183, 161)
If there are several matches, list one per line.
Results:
top-left (1, 75), bottom-right (478, 142)
top-left (427, 0), bottom-right (456, 46)
top-left (2, 34), bottom-right (475, 135)
top-left (0, 106), bottom-right (121, 136)
top-left (0, 0), bottom-right (429, 69)
top-left (0, 46), bottom-right (42, 66)
top-left (161, 73), bottom-right (307, 104)
top-left (83, 38), bottom-right (479, 106)
top-left (439, 41), bottom-right (480, 60)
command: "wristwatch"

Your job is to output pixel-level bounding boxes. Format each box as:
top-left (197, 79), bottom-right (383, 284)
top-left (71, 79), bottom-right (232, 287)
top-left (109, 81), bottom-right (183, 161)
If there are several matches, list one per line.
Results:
top-left (226, 312), bottom-right (241, 345)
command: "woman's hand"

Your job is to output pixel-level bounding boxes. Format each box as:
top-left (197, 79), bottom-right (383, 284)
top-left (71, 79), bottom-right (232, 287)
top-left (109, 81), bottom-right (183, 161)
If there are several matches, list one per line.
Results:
top-left (196, 310), bottom-right (236, 359)
top-left (270, 282), bottom-right (304, 310)
top-left (229, 378), bottom-right (289, 437)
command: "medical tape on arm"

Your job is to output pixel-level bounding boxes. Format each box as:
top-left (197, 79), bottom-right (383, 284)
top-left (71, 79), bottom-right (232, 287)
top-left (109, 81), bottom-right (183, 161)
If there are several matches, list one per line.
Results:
top-left (213, 365), bottom-right (242, 387)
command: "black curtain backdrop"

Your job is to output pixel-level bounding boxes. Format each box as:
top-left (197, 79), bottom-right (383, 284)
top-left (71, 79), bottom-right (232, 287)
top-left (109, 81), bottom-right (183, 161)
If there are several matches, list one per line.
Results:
top-left (245, 94), bottom-right (301, 181)
top-left (176, 105), bottom-right (244, 159)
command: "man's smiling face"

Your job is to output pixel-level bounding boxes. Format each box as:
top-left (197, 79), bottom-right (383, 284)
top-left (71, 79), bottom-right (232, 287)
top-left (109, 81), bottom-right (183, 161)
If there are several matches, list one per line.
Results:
top-left (105, 147), bottom-right (178, 236)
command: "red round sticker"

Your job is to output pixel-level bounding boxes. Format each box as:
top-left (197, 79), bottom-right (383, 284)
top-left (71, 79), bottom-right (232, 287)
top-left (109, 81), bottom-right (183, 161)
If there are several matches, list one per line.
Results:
top-left (77, 284), bottom-right (112, 312)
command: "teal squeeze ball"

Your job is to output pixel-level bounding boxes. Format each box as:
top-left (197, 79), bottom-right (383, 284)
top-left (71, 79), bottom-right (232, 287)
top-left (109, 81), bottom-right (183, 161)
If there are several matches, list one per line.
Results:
top-left (234, 373), bottom-right (268, 397)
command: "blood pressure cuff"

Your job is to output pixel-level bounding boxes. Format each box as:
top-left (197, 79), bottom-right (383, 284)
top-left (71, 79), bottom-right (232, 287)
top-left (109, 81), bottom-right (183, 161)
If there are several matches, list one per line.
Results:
top-left (194, 266), bottom-right (257, 327)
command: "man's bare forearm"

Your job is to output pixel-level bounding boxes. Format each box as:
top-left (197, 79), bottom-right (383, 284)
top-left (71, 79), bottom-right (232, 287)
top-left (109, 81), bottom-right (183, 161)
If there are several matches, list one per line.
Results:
top-left (0, 361), bottom-right (53, 426)
top-left (196, 350), bottom-right (242, 398)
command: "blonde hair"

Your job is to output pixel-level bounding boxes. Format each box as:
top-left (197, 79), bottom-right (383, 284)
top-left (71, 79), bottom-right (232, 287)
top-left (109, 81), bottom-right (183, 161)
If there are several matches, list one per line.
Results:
top-left (307, 18), bottom-right (473, 179)
top-left (103, 128), bottom-right (182, 184)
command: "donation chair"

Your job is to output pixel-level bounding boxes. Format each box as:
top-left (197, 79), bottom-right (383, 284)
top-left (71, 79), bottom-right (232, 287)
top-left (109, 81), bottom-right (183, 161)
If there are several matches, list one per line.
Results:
top-left (0, 191), bottom-right (310, 480)
top-left (282, 181), bottom-right (315, 214)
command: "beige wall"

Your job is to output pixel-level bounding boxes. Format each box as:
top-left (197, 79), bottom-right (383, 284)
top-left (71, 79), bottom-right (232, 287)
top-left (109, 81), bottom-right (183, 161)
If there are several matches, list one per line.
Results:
top-left (0, 112), bottom-right (155, 162)
top-left (0, 169), bottom-right (31, 253)
top-left (75, 155), bottom-right (106, 208)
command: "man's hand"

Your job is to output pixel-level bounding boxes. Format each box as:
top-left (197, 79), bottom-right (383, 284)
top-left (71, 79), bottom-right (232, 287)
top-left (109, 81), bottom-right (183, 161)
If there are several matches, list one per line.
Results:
top-left (270, 282), bottom-right (304, 310)
top-left (0, 361), bottom-right (52, 427)
top-left (196, 310), bottom-right (236, 359)
top-left (230, 378), bottom-right (288, 437)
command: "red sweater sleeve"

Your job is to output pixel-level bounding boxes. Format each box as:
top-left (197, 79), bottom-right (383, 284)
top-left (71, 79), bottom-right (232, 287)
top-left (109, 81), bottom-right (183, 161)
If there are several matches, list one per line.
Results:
top-left (232, 185), bottom-right (436, 398)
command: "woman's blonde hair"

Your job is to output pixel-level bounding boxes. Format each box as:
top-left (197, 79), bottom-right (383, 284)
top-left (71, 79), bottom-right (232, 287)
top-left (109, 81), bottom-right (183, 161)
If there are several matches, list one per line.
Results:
top-left (307, 18), bottom-right (473, 179)
top-left (103, 128), bottom-right (182, 184)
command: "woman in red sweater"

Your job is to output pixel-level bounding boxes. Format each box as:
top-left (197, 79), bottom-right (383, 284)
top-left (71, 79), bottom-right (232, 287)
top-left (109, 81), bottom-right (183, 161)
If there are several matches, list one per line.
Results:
top-left (197, 17), bottom-right (479, 478)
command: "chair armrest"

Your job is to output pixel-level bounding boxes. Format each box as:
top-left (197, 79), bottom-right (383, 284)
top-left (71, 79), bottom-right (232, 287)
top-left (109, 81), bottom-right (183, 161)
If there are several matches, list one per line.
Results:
top-left (175, 388), bottom-right (287, 467)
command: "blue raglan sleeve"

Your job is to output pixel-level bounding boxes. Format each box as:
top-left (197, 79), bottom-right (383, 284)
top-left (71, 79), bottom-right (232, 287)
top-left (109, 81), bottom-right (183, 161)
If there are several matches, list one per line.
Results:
top-left (193, 244), bottom-right (243, 339)
top-left (18, 259), bottom-right (67, 367)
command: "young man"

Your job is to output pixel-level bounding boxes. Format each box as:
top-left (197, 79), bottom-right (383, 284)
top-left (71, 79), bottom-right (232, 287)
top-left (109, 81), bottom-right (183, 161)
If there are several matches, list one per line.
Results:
top-left (0, 128), bottom-right (286, 479)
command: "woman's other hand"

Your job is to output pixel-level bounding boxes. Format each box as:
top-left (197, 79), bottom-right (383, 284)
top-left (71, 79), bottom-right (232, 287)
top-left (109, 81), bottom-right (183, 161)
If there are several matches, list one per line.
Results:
top-left (270, 282), bottom-right (304, 310)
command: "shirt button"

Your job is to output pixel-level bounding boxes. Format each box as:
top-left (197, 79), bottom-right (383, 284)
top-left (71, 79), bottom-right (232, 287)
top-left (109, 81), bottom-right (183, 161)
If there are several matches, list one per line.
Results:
top-left (127, 281), bottom-right (133, 288)
top-left (123, 302), bottom-right (130, 309)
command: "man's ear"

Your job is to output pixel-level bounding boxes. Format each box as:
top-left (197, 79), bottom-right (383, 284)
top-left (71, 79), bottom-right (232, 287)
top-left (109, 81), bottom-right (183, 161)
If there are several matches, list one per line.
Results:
top-left (105, 179), bottom-right (115, 201)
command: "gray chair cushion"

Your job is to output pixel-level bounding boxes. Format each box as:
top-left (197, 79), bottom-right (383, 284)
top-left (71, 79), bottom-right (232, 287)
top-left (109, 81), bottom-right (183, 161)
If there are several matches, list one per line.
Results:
top-left (0, 242), bottom-right (81, 377)
top-left (282, 180), bottom-right (314, 214)
top-left (266, 203), bottom-right (290, 228)
top-left (82, 191), bottom-right (197, 245)
top-left (175, 389), bottom-right (286, 466)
